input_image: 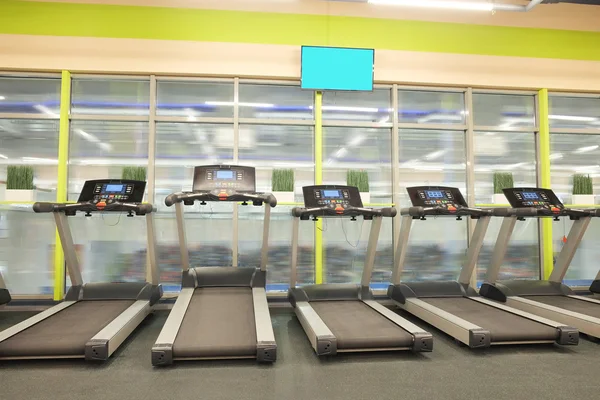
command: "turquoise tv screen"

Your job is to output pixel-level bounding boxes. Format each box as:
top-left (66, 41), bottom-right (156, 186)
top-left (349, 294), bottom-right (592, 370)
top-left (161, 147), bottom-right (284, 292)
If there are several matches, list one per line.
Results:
top-left (301, 46), bottom-right (374, 91)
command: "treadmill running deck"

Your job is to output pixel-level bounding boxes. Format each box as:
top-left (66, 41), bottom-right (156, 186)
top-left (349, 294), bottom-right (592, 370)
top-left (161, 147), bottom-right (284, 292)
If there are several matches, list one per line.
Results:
top-left (521, 296), bottom-right (600, 319)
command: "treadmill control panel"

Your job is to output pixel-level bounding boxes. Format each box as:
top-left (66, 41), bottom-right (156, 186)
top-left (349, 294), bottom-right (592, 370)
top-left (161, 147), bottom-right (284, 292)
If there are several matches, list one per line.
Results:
top-left (192, 165), bottom-right (256, 197)
top-left (78, 179), bottom-right (146, 204)
top-left (407, 186), bottom-right (468, 209)
top-left (503, 187), bottom-right (564, 211)
top-left (303, 185), bottom-right (363, 211)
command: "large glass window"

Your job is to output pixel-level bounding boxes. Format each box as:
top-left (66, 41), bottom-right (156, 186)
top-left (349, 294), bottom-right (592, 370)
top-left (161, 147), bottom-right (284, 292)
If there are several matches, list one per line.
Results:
top-left (323, 89), bottom-right (391, 123)
top-left (473, 93), bottom-right (535, 128)
top-left (239, 84), bottom-right (313, 120)
top-left (549, 96), bottom-right (600, 130)
top-left (398, 90), bottom-right (465, 125)
top-left (71, 78), bottom-right (150, 116)
top-left (157, 80), bottom-right (234, 118)
top-left (0, 76), bottom-right (60, 115)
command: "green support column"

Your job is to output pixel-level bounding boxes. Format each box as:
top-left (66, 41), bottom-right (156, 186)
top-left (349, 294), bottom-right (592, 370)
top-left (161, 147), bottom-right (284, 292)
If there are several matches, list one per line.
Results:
top-left (314, 91), bottom-right (323, 284)
top-left (53, 70), bottom-right (71, 300)
top-left (538, 89), bottom-right (553, 280)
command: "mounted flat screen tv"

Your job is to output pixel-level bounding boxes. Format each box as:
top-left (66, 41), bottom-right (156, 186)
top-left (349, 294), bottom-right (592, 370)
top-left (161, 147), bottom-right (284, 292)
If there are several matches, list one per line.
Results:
top-left (301, 46), bottom-right (374, 91)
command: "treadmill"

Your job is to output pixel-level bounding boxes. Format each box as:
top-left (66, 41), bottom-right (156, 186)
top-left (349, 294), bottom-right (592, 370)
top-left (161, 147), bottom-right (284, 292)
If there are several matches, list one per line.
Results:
top-left (288, 185), bottom-right (433, 356)
top-left (388, 186), bottom-right (578, 348)
top-left (0, 268), bottom-right (10, 305)
top-left (0, 179), bottom-right (162, 360)
top-left (480, 187), bottom-right (600, 339)
top-left (151, 165), bottom-right (277, 365)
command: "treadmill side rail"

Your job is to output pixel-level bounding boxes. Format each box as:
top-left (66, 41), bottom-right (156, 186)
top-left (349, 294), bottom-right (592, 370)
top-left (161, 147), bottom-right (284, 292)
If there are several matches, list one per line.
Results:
top-left (152, 288), bottom-right (195, 366)
top-left (252, 287), bottom-right (277, 362)
top-left (295, 302), bottom-right (337, 355)
top-left (86, 300), bottom-right (152, 360)
top-left (362, 300), bottom-right (432, 352)
top-left (0, 301), bottom-right (77, 344)
top-left (567, 294), bottom-right (600, 305)
top-left (399, 298), bottom-right (491, 348)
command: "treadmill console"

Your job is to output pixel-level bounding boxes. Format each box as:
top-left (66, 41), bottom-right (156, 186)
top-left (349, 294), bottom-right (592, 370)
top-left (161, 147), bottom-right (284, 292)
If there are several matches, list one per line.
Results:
top-left (303, 185), bottom-right (363, 211)
top-left (78, 179), bottom-right (146, 204)
top-left (192, 165), bottom-right (256, 197)
top-left (503, 188), bottom-right (563, 211)
top-left (407, 186), bottom-right (468, 209)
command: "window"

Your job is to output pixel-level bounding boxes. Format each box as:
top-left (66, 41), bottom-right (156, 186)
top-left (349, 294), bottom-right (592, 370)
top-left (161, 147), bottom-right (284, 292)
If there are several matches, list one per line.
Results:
top-left (0, 77), bottom-right (60, 115)
top-left (239, 84), bottom-right (313, 120)
top-left (71, 78), bottom-right (150, 116)
top-left (323, 89), bottom-right (391, 123)
top-left (398, 90), bottom-right (465, 125)
top-left (157, 80), bottom-right (234, 118)
top-left (473, 93), bottom-right (535, 128)
top-left (549, 96), bottom-right (600, 130)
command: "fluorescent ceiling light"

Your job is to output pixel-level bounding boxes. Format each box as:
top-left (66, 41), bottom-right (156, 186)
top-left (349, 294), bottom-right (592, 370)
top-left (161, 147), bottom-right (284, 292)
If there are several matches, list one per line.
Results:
top-left (321, 105), bottom-right (379, 113)
top-left (378, 116), bottom-right (390, 123)
top-left (574, 145), bottom-right (599, 154)
top-left (0, 96), bottom-right (5, 101)
top-left (334, 148), bottom-right (348, 158)
top-left (205, 101), bottom-right (274, 108)
top-left (368, 0), bottom-right (494, 11)
top-left (424, 150), bottom-right (447, 160)
top-left (349, 135), bottom-right (366, 146)
top-left (33, 104), bottom-right (59, 118)
top-left (22, 157), bottom-right (58, 164)
top-left (549, 153), bottom-right (564, 160)
top-left (0, 153), bottom-right (8, 159)
top-left (550, 115), bottom-right (597, 122)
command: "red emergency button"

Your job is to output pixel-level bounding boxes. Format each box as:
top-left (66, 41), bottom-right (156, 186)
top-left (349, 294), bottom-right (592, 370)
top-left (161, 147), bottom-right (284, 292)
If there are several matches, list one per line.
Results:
top-left (447, 205), bottom-right (457, 212)
top-left (218, 191), bottom-right (228, 200)
top-left (96, 201), bottom-right (106, 210)
top-left (551, 207), bottom-right (560, 214)
top-left (335, 205), bottom-right (345, 214)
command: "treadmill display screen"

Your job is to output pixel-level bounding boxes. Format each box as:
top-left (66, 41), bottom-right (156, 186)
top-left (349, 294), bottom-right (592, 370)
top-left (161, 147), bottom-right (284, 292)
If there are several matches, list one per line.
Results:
top-left (322, 190), bottom-right (342, 199)
top-left (103, 184), bottom-right (126, 194)
top-left (425, 190), bottom-right (444, 199)
top-left (215, 170), bottom-right (235, 180)
top-left (521, 192), bottom-right (540, 200)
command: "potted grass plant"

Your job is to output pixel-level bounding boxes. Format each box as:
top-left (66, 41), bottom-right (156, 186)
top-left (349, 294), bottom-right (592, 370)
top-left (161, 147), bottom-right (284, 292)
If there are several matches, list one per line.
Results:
top-left (122, 166), bottom-right (147, 181)
top-left (572, 174), bottom-right (594, 205)
top-left (5, 165), bottom-right (35, 202)
top-left (347, 170), bottom-right (370, 204)
top-left (493, 172), bottom-right (513, 204)
top-left (271, 169), bottom-right (295, 203)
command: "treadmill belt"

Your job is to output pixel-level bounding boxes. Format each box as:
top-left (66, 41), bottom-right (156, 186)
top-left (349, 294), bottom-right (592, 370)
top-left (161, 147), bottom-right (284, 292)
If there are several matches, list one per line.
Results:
top-left (522, 296), bottom-right (600, 319)
top-left (0, 300), bottom-right (135, 358)
top-left (311, 300), bottom-right (413, 350)
top-left (173, 287), bottom-right (257, 358)
top-left (423, 297), bottom-right (558, 342)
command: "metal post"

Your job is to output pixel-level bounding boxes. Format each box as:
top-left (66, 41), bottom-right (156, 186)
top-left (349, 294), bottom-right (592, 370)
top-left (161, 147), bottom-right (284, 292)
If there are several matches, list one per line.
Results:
top-left (232, 204), bottom-right (239, 267)
top-left (465, 88), bottom-right (477, 287)
top-left (391, 84), bottom-right (401, 261)
top-left (0, 269), bottom-right (6, 290)
top-left (147, 75), bottom-right (157, 204)
top-left (392, 215), bottom-right (413, 285)
top-left (232, 78), bottom-right (240, 267)
top-left (259, 204), bottom-right (272, 272)
top-left (549, 217), bottom-right (592, 283)
top-left (145, 213), bottom-right (160, 285)
top-left (54, 213), bottom-right (83, 286)
top-left (174, 202), bottom-right (190, 271)
top-left (458, 216), bottom-right (491, 285)
top-left (290, 216), bottom-right (300, 288)
top-left (361, 216), bottom-right (383, 287)
top-left (485, 216), bottom-right (518, 284)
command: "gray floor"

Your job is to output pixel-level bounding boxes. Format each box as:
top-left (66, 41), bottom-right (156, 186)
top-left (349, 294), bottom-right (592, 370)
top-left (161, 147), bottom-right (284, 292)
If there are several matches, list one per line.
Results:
top-left (0, 307), bottom-right (598, 400)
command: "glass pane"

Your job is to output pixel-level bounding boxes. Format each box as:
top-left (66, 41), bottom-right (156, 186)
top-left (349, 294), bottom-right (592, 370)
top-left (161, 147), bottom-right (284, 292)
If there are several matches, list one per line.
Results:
top-left (398, 90), bottom-right (465, 125)
top-left (473, 93), bottom-right (535, 128)
top-left (323, 127), bottom-right (392, 204)
top-left (154, 123), bottom-right (234, 207)
top-left (71, 78), bottom-right (150, 115)
top-left (238, 125), bottom-right (314, 200)
top-left (398, 129), bottom-right (468, 281)
top-left (0, 206), bottom-right (55, 295)
top-left (0, 119), bottom-right (59, 202)
top-left (156, 81), bottom-right (234, 118)
top-left (550, 133), bottom-right (600, 204)
top-left (239, 84), bottom-right (313, 120)
top-left (238, 205), bottom-right (315, 290)
top-left (0, 77), bottom-right (60, 115)
top-left (553, 219), bottom-right (600, 285)
top-left (68, 121), bottom-right (149, 201)
top-left (322, 89), bottom-right (391, 122)
top-left (549, 96), bottom-right (600, 130)
top-left (322, 217), bottom-right (393, 286)
top-left (473, 132), bottom-right (537, 204)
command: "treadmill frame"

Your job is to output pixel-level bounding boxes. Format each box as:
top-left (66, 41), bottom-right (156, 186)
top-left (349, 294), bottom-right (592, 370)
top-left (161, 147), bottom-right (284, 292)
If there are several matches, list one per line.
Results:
top-left (389, 212), bottom-right (577, 348)
top-left (289, 214), bottom-right (433, 355)
top-left (151, 201), bottom-right (276, 365)
top-left (481, 211), bottom-right (600, 338)
top-left (0, 210), bottom-right (161, 361)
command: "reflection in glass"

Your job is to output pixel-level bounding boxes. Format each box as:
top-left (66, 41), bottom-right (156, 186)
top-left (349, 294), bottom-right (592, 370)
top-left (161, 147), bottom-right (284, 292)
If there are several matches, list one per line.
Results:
top-left (0, 77), bottom-right (61, 115)
top-left (473, 131), bottom-right (537, 204)
top-left (549, 96), bottom-right (600, 130)
top-left (239, 84), bottom-right (313, 120)
top-left (0, 207), bottom-right (55, 295)
top-left (553, 219), bottom-right (600, 285)
top-left (157, 81), bottom-right (234, 118)
top-left (473, 93), bottom-right (535, 128)
top-left (71, 78), bottom-right (150, 115)
top-left (398, 90), bottom-right (465, 125)
top-left (323, 127), bottom-right (392, 203)
top-left (0, 119), bottom-right (59, 202)
top-left (68, 121), bottom-right (149, 201)
top-left (323, 89), bottom-right (391, 122)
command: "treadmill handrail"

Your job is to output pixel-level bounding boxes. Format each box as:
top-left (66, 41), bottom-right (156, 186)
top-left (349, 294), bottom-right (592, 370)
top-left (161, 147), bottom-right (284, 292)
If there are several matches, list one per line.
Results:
top-left (400, 206), bottom-right (491, 218)
top-left (292, 206), bottom-right (396, 219)
top-left (490, 207), bottom-right (592, 219)
top-left (165, 191), bottom-right (277, 207)
top-left (33, 201), bottom-right (154, 216)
